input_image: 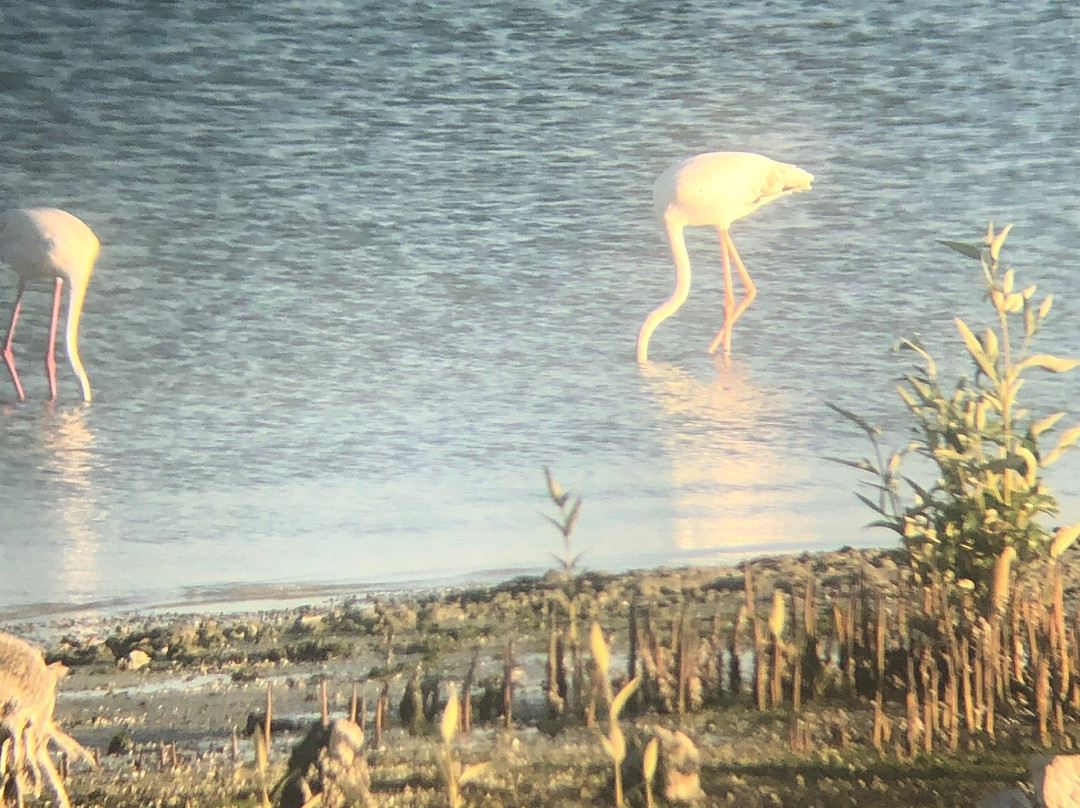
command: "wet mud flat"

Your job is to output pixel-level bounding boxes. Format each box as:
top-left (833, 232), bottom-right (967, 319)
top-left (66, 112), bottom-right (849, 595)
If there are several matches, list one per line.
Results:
top-left (7, 547), bottom-right (1078, 807)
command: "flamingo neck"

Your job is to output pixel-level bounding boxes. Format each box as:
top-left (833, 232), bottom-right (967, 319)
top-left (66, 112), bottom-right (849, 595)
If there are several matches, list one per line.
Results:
top-left (637, 220), bottom-right (692, 363)
top-left (64, 279), bottom-right (91, 402)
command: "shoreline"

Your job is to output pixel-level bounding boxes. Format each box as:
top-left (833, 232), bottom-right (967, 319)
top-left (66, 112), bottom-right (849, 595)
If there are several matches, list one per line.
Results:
top-left (6, 544), bottom-right (1077, 807)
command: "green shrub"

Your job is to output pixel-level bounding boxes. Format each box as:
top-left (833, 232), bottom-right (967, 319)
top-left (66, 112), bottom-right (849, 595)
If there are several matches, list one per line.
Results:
top-left (833, 224), bottom-right (1080, 599)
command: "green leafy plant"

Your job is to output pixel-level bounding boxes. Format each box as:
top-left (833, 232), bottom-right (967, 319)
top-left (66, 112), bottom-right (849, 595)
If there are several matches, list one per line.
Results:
top-left (590, 622), bottom-right (641, 807)
top-left (833, 224), bottom-right (1080, 600)
top-left (439, 685), bottom-right (489, 808)
top-left (642, 736), bottom-right (659, 808)
top-left (544, 466), bottom-right (583, 575)
top-left (543, 468), bottom-right (587, 718)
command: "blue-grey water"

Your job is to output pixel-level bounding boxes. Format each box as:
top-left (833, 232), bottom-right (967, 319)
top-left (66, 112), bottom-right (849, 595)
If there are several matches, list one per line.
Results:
top-left (1, 0), bottom-right (1078, 616)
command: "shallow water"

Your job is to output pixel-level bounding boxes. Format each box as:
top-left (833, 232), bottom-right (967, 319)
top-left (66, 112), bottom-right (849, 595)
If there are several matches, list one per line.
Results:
top-left (1, 0), bottom-right (1078, 615)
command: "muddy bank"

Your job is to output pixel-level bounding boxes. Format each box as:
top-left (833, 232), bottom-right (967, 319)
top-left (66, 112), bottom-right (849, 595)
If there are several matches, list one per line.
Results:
top-left (5, 546), bottom-right (1077, 807)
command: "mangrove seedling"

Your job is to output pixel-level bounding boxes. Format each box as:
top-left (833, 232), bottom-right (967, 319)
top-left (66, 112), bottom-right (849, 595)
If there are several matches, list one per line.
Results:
top-left (440, 685), bottom-right (490, 808)
top-left (591, 621), bottom-right (641, 807)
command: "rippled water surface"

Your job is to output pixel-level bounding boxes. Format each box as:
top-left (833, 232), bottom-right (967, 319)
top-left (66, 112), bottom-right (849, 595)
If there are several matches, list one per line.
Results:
top-left (1, 0), bottom-right (1078, 614)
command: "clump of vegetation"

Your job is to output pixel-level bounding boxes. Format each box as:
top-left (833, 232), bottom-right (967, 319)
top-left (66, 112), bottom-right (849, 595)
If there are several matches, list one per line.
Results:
top-left (543, 467), bottom-right (589, 720)
top-left (833, 224), bottom-right (1080, 599)
top-left (544, 466), bottom-right (583, 577)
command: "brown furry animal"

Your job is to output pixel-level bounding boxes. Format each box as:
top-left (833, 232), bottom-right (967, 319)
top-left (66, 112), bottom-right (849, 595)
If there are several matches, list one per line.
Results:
top-left (0, 632), bottom-right (93, 808)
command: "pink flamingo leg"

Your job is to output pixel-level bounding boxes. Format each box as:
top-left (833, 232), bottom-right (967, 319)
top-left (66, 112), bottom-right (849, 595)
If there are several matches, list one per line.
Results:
top-left (45, 277), bottom-right (63, 400)
top-left (724, 231), bottom-right (758, 331)
top-left (707, 228), bottom-right (735, 355)
top-left (707, 230), bottom-right (757, 355)
top-left (3, 280), bottom-right (28, 400)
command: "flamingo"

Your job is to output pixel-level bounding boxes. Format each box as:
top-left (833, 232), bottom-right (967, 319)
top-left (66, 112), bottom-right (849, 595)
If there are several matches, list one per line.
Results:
top-left (637, 152), bottom-right (813, 363)
top-left (1, 208), bottom-right (99, 403)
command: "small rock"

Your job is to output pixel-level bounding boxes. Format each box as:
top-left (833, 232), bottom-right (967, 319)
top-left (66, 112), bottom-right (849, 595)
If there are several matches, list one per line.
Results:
top-left (1033, 754), bottom-right (1080, 808)
top-left (121, 649), bottom-right (151, 671)
top-left (654, 727), bottom-right (705, 803)
top-left (976, 788), bottom-right (1033, 808)
top-left (276, 719), bottom-right (372, 808)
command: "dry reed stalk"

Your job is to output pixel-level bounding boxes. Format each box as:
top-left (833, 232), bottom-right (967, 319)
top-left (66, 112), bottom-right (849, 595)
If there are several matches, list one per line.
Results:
top-left (675, 604), bottom-right (687, 715)
top-left (546, 622), bottom-right (565, 717)
top-left (872, 693), bottom-right (885, 756)
top-left (961, 635), bottom-right (976, 731)
top-left (944, 653), bottom-right (959, 751)
top-left (768, 591), bottom-right (785, 709)
top-left (264, 682), bottom-right (273, 759)
top-left (789, 715), bottom-right (807, 753)
top-left (503, 639), bottom-right (514, 729)
top-left (321, 680), bottom-right (330, 728)
top-left (744, 569), bottom-right (768, 710)
top-left (792, 599), bottom-right (804, 714)
top-left (1037, 655), bottom-right (1051, 746)
top-left (1052, 568), bottom-right (1071, 701)
top-left (929, 654), bottom-right (940, 735)
top-left (845, 594), bottom-right (857, 688)
top-left (922, 660), bottom-right (934, 754)
top-left (875, 604), bottom-right (886, 692)
top-left (727, 618), bottom-right (742, 695)
top-left (1011, 592), bottom-right (1025, 688)
top-left (375, 680), bottom-right (389, 747)
top-left (905, 690), bottom-right (922, 760)
top-left (1025, 599), bottom-right (1041, 675)
top-left (973, 641), bottom-right (985, 732)
top-left (989, 630), bottom-right (993, 738)
top-left (710, 603), bottom-right (725, 702)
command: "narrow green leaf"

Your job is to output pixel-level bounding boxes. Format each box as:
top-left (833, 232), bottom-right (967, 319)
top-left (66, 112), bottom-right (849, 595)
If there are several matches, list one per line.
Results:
top-left (565, 498), bottom-right (583, 534)
top-left (955, 318), bottom-right (997, 380)
top-left (544, 467), bottom-right (568, 507)
top-left (1051, 522), bottom-right (1080, 560)
top-left (610, 675), bottom-right (641, 719)
top-left (982, 327), bottom-right (999, 361)
top-left (938, 239), bottom-right (984, 260)
top-left (458, 762), bottom-right (491, 786)
top-left (1012, 354), bottom-right (1080, 374)
top-left (826, 402), bottom-right (881, 439)
top-left (854, 492), bottom-right (888, 516)
top-left (643, 737), bottom-right (659, 782)
top-left (1014, 445), bottom-right (1039, 487)
top-left (824, 456), bottom-right (880, 475)
top-left (1031, 412), bottom-right (1066, 438)
top-left (1043, 424), bottom-right (1080, 467)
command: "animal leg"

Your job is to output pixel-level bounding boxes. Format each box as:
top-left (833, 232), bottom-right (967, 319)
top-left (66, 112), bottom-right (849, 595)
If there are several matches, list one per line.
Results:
top-left (34, 747), bottom-right (71, 808)
top-left (707, 229), bottom-right (736, 355)
top-left (45, 278), bottom-right (63, 401)
top-left (45, 725), bottom-right (95, 768)
top-left (707, 230), bottom-right (756, 355)
top-left (20, 726), bottom-right (43, 796)
top-left (2, 279), bottom-right (28, 400)
top-left (724, 232), bottom-right (757, 331)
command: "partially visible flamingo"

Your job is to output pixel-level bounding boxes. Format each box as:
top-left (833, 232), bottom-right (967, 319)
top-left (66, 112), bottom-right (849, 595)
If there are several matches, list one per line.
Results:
top-left (637, 152), bottom-right (813, 363)
top-left (0, 208), bottom-right (99, 402)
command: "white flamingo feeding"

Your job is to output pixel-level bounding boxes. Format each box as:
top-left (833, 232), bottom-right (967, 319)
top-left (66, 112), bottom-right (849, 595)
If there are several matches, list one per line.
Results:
top-left (637, 152), bottom-right (813, 363)
top-left (0, 208), bottom-right (99, 403)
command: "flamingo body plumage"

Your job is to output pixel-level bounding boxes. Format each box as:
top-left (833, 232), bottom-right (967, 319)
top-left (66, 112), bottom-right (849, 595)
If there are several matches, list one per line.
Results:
top-left (1, 208), bottom-right (99, 402)
top-left (637, 152), bottom-right (813, 362)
